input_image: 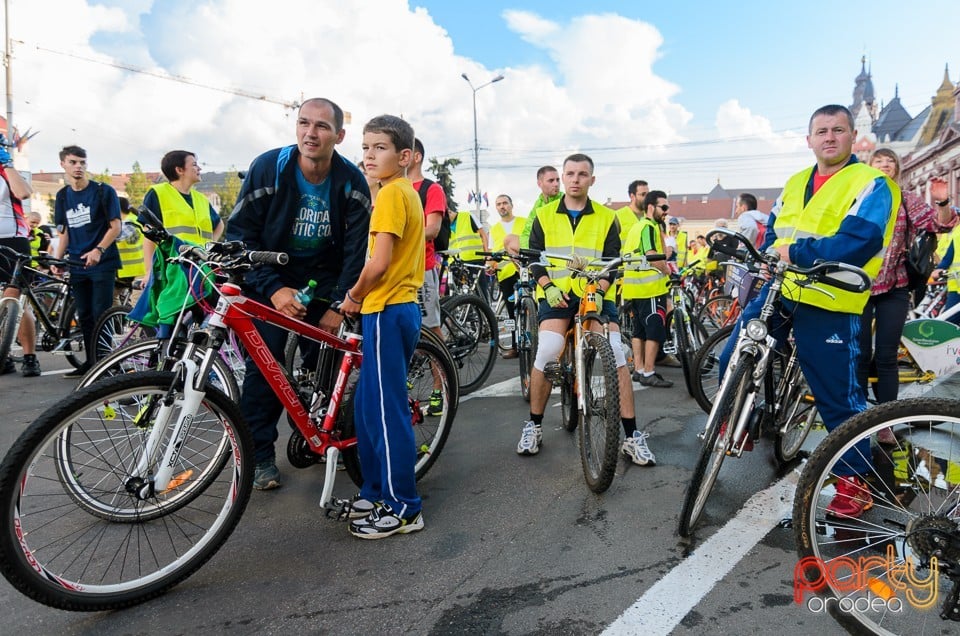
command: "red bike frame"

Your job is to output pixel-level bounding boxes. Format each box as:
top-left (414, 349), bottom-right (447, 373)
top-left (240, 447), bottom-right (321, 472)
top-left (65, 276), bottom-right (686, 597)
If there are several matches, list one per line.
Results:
top-left (209, 282), bottom-right (361, 457)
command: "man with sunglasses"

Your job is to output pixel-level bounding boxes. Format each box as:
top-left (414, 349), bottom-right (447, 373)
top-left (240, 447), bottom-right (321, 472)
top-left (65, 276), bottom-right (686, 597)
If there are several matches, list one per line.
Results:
top-left (622, 190), bottom-right (674, 388)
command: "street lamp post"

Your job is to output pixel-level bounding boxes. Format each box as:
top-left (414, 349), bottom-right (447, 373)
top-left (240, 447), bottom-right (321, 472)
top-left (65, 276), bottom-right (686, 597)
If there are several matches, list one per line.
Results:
top-left (461, 72), bottom-right (504, 225)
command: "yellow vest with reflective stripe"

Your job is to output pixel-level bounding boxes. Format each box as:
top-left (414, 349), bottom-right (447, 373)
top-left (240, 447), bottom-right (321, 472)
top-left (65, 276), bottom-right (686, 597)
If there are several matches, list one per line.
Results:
top-left (537, 199), bottom-right (617, 301)
top-left (116, 212), bottom-right (146, 278)
top-left (622, 217), bottom-right (669, 299)
top-left (450, 212), bottom-right (483, 261)
top-left (490, 216), bottom-right (526, 281)
top-left (773, 163), bottom-right (898, 313)
top-left (946, 226), bottom-right (960, 292)
top-left (616, 206), bottom-right (641, 245)
top-left (151, 182), bottom-right (215, 245)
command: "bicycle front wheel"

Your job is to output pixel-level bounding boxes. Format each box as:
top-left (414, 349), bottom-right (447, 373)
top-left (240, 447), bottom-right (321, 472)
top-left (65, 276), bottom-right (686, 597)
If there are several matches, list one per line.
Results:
top-left (793, 398), bottom-right (960, 636)
top-left (678, 352), bottom-right (754, 537)
top-left (579, 331), bottom-right (621, 494)
top-left (691, 324), bottom-right (735, 414)
top-left (0, 371), bottom-right (253, 611)
top-left (441, 293), bottom-right (498, 394)
top-left (517, 295), bottom-right (538, 402)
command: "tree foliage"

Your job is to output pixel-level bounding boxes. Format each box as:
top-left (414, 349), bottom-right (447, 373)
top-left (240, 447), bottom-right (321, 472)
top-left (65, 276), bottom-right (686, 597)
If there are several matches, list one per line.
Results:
top-left (427, 157), bottom-right (461, 213)
top-left (90, 168), bottom-right (113, 186)
top-left (125, 161), bottom-right (150, 207)
top-left (213, 169), bottom-right (243, 220)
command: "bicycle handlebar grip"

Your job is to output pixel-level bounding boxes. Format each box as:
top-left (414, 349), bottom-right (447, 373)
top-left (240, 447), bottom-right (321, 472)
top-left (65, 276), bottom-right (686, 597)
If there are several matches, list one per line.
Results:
top-left (178, 243), bottom-right (209, 261)
top-left (814, 263), bottom-right (872, 294)
top-left (247, 251), bottom-right (289, 266)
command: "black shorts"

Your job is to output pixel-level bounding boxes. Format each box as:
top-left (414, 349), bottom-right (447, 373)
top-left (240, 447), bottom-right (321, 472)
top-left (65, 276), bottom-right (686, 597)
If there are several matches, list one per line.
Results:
top-left (0, 236), bottom-right (31, 288)
top-left (538, 295), bottom-right (619, 325)
top-left (629, 295), bottom-right (668, 344)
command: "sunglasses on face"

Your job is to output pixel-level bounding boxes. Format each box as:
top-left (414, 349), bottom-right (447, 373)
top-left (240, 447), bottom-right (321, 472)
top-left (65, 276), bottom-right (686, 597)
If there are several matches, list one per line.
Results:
top-left (658, 204), bottom-right (669, 212)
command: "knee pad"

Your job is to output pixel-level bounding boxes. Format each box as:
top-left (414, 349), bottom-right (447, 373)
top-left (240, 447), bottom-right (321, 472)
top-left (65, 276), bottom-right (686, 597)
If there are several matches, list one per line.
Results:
top-left (534, 330), bottom-right (566, 371)
top-left (608, 331), bottom-right (627, 368)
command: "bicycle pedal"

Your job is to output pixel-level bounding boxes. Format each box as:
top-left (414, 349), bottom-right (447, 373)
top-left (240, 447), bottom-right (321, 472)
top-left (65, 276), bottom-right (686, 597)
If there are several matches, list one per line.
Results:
top-left (323, 497), bottom-right (352, 522)
top-left (543, 361), bottom-right (563, 385)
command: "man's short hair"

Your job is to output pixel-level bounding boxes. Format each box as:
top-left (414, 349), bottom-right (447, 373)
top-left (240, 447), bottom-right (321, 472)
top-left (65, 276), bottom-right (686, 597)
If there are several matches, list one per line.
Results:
top-left (414, 138), bottom-right (425, 157)
top-left (563, 153), bottom-right (594, 173)
top-left (118, 196), bottom-right (130, 213)
top-left (739, 193), bottom-right (758, 210)
top-left (642, 190), bottom-right (668, 211)
top-left (808, 104), bottom-right (855, 133)
top-left (496, 194), bottom-right (512, 204)
top-left (628, 180), bottom-right (648, 197)
top-left (299, 97), bottom-right (345, 132)
top-left (363, 115), bottom-right (415, 152)
top-left (59, 145), bottom-right (86, 161)
top-left (536, 165), bottom-right (557, 180)
top-left (160, 150), bottom-right (195, 182)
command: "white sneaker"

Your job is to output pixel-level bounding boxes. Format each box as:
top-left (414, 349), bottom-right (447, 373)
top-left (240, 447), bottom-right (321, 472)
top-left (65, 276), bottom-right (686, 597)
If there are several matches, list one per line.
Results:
top-left (622, 430), bottom-right (656, 466)
top-left (517, 420), bottom-right (542, 455)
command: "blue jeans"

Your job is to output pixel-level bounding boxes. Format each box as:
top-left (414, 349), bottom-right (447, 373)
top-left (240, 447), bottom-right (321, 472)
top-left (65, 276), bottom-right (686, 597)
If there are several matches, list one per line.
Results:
top-left (70, 269), bottom-right (116, 365)
top-left (720, 289), bottom-right (870, 476)
top-left (355, 303), bottom-right (422, 517)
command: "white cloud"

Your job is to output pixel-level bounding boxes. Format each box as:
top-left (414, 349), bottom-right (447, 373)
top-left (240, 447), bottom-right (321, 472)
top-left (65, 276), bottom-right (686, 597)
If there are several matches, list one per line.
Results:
top-left (10, 1), bottom-right (803, 217)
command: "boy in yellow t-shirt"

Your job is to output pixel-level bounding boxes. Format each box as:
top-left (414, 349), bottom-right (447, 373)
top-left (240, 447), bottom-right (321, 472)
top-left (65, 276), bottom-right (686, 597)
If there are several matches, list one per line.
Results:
top-left (341, 114), bottom-right (425, 539)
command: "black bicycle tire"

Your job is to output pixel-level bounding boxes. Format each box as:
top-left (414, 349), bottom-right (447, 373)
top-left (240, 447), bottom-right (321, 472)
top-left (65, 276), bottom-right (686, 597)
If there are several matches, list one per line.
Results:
top-left (772, 363), bottom-right (817, 465)
top-left (691, 324), bottom-right (736, 414)
top-left (0, 298), bottom-right (20, 363)
top-left (0, 371), bottom-right (253, 611)
top-left (91, 304), bottom-right (134, 362)
top-left (60, 297), bottom-right (84, 369)
top-left (518, 295), bottom-right (538, 402)
top-left (697, 294), bottom-right (737, 333)
top-left (792, 397), bottom-right (960, 636)
top-left (678, 353), bottom-right (753, 537)
top-left (560, 336), bottom-right (578, 432)
top-left (440, 293), bottom-right (498, 395)
top-left (672, 308), bottom-right (696, 397)
top-left (579, 331), bottom-right (621, 494)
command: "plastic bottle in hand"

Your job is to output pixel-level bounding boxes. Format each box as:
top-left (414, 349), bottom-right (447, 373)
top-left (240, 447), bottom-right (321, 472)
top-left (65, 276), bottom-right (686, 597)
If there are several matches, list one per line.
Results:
top-left (295, 279), bottom-right (317, 305)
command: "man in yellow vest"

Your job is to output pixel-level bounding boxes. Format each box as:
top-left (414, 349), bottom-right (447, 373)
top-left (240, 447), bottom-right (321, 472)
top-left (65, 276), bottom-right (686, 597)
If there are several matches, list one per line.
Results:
top-left (720, 104), bottom-right (898, 518)
top-left (448, 207), bottom-right (489, 295)
top-left (622, 190), bottom-right (674, 388)
top-left (615, 180), bottom-right (649, 245)
top-left (115, 196), bottom-right (145, 300)
top-left (518, 153), bottom-right (655, 466)
top-left (666, 216), bottom-right (688, 268)
top-left (487, 193), bottom-right (525, 358)
top-left (140, 150), bottom-right (224, 283)
top-left (519, 165), bottom-right (562, 249)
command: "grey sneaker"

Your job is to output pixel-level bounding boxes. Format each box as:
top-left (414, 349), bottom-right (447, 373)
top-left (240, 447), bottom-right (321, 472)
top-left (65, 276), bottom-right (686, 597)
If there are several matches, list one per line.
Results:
top-left (21, 354), bottom-right (41, 377)
top-left (253, 461), bottom-right (282, 490)
top-left (636, 372), bottom-right (673, 388)
top-left (658, 354), bottom-right (683, 368)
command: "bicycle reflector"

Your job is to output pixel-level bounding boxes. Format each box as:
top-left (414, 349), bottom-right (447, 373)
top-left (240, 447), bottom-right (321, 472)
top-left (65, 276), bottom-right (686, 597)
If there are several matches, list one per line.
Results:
top-left (745, 318), bottom-right (768, 341)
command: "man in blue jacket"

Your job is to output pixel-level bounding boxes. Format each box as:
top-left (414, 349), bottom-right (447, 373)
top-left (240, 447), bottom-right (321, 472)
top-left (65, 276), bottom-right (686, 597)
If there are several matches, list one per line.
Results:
top-left (227, 97), bottom-right (371, 490)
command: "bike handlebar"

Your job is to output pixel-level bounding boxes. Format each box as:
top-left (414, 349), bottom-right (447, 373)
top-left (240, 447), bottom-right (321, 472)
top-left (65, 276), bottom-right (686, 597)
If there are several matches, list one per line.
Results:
top-left (176, 243), bottom-right (289, 270)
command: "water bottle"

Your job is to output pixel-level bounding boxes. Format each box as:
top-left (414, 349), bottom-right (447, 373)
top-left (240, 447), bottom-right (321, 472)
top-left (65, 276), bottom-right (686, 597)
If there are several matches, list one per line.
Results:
top-left (295, 279), bottom-right (317, 305)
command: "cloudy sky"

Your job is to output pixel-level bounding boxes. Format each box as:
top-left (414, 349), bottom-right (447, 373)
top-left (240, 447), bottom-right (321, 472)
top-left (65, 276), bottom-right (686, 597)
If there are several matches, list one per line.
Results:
top-left (7, 0), bottom-right (959, 213)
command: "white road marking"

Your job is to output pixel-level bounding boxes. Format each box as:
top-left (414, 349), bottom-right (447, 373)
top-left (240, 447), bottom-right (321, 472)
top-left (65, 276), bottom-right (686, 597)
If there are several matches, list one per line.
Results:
top-left (602, 470), bottom-right (799, 635)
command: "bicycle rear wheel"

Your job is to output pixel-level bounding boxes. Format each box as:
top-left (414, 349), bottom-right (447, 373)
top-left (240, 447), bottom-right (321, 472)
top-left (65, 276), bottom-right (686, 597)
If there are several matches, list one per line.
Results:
top-left (560, 336), bottom-right (578, 432)
top-left (441, 293), bottom-right (497, 394)
top-left (691, 324), bottom-right (735, 414)
top-left (579, 331), bottom-right (621, 494)
top-left (0, 297), bottom-right (20, 362)
top-left (517, 295), bottom-right (538, 402)
top-left (773, 361), bottom-right (818, 465)
top-left (697, 294), bottom-right (737, 333)
top-left (0, 371), bottom-right (253, 611)
top-left (91, 304), bottom-right (145, 362)
top-left (793, 398), bottom-right (960, 636)
top-left (678, 353), bottom-right (754, 537)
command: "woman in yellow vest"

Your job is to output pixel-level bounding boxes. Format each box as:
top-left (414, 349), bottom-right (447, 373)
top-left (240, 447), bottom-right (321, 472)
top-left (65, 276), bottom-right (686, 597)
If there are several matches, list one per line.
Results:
top-left (140, 150), bottom-right (224, 284)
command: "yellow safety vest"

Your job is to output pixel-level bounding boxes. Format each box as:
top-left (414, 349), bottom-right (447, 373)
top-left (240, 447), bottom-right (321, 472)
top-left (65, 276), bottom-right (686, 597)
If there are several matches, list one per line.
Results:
top-left (946, 226), bottom-right (960, 292)
top-left (450, 212), bottom-right (483, 261)
top-left (151, 182), bottom-right (215, 245)
top-left (622, 217), bottom-right (669, 299)
top-left (116, 213), bottom-right (146, 278)
top-left (490, 216), bottom-right (526, 281)
top-left (536, 199), bottom-right (617, 301)
top-left (772, 163), bottom-right (898, 313)
top-left (674, 229), bottom-right (688, 268)
top-left (616, 206), bottom-right (642, 245)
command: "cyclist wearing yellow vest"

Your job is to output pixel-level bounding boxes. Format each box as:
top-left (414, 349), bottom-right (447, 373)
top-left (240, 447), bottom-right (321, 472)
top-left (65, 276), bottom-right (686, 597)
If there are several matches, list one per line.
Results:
top-left (115, 196), bottom-right (146, 283)
top-left (622, 190), bottom-right (673, 389)
top-left (141, 150), bottom-right (224, 285)
top-left (519, 165), bottom-right (561, 249)
top-left (615, 180), bottom-right (649, 245)
top-left (518, 153), bottom-right (655, 467)
top-left (666, 216), bottom-right (688, 268)
top-left (487, 193), bottom-right (526, 358)
top-left (719, 104), bottom-right (898, 519)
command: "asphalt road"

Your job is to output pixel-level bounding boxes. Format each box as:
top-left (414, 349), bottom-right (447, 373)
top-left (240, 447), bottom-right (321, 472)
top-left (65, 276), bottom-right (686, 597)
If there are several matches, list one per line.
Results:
top-left (1, 348), bottom-right (952, 635)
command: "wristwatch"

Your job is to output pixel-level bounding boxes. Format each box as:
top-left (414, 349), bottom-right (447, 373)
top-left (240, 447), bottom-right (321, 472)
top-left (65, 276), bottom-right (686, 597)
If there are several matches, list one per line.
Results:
top-left (936, 198), bottom-right (951, 207)
top-left (96, 246), bottom-right (106, 254)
